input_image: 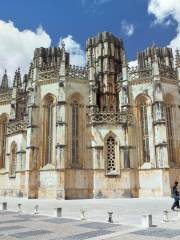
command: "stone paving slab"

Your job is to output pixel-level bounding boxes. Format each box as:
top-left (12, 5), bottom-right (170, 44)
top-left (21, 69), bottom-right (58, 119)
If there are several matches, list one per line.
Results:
top-left (131, 228), bottom-right (180, 238)
top-left (106, 223), bottom-right (180, 240)
top-left (62, 229), bottom-right (114, 240)
top-left (0, 211), bottom-right (134, 240)
top-left (0, 197), bottom-right (176, 226)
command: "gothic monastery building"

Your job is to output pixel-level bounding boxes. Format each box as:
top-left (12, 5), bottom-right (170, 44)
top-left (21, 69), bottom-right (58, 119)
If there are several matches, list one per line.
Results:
top-left (0, 32), bottom-right (180, 199)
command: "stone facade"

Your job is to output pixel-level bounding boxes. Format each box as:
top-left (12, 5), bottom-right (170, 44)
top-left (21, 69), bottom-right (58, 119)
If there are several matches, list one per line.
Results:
top-left (0, 32), bottom-right (180, 199)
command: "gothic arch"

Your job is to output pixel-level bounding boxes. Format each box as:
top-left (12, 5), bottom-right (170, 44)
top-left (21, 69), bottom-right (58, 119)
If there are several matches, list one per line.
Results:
top-left (135, 94), bottom-right (152, 107)
top-left (68, 92), bottom-right (83, 104)
top-left (42, 93), bottom-right (57, 106)
top-left (41, 93), bottom-right (56, 167)
top-left (9, 141), bottom-right (17, 178)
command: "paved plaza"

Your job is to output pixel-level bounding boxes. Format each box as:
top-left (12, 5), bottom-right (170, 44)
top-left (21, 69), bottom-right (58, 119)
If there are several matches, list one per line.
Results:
top-left (0, 197), bottom-right (180, 239)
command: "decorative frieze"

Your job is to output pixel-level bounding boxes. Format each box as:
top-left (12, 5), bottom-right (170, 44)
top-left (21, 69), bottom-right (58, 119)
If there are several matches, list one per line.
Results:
top-left (7, 120), bottom-right (28, 136)
top-left (159, 65), bottom-right (177, 80)
top-left (128, 65), bottom-right (152, 81)
top-left (39, 68), bottom-right (59, 81)
top-left (66, 65), bottom-right (88, 80)
top-left (0, 91), bottom-right (12, 105)
top-left (87, 108), bottom-right (132, 125)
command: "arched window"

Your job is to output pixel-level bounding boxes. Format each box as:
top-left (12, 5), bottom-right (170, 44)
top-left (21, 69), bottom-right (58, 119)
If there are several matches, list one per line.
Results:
top-left (9, 142), bottom-right (17, 177)
top-left (72, 100), bottom-right (79, 164)
top-left (164, 94), bottom-right (174, 163)
top-left (0, 114), bottom-right (7, 169)
top-left (42, 94), bottom-right (55, 166)
top-left (140, 101), bottom-right (150, 163)
top-left (166, 104), bottom-right (174, 162)
top-left (137, 95), bottom-right (150, 164)
top-left (106, 136), bottom-right (116, 174)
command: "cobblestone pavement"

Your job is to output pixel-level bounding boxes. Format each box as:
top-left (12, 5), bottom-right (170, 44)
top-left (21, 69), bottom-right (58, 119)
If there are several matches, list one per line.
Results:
top-left (0, 211), bottom-right (180, 239)
top-left (0, 197), bottom-right (176, 225)
top-left (0, 211), bottom-right (137, 240)
top-left (1, 198), bottom-right (180, 239)
top-left (107, 219), bottom-right (180, 240)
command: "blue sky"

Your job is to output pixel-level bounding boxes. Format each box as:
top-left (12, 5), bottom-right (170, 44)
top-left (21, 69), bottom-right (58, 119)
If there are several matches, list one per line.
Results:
top-left (0, 0), bottom-right (179, 81)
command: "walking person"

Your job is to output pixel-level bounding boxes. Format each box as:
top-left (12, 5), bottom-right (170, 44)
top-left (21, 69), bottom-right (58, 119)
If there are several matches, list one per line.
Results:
top-left (171, 181), bottom-right (180, 211)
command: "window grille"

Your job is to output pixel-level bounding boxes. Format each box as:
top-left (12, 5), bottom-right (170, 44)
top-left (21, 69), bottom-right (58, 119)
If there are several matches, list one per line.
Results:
top-left (107, 137), bottom-right (116, 173)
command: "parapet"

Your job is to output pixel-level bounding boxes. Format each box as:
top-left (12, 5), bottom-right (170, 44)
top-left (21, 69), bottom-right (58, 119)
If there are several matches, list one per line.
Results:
top-left (33, 47), bottom-right (69, 70)
top-left (86, 32), bottom-right (123, 49)
top-left (138, 47), bottom-right (174, 69)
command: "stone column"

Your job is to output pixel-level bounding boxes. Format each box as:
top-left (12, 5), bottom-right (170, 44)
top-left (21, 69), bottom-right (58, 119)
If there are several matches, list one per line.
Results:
top-left (54, 44), bottom-right (67, 198)
top-left (152, 56), bottom-right (169, 168)
top-left (25, 83), bottom-right (39, 198)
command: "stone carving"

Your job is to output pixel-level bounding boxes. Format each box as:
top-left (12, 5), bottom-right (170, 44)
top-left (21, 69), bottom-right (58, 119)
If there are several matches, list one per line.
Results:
top-left (39, 69), bottom-right (58, 80)
top-left (87, 108), bottom-right (132, 125)
top-left (159, 65), bottom-right (177, 80)
top-left (66, 65), bottom-right (88, 80)
top-left (0, 91), bottom-right (12, 104)
top-left (7, 120), bottom-right (28, 136)
top-left (128, 65), bottom-right (152, 81)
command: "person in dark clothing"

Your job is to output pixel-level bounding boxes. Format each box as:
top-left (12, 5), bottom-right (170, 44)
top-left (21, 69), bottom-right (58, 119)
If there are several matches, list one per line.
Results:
top-left (171, 181), bottom-right (180, 211)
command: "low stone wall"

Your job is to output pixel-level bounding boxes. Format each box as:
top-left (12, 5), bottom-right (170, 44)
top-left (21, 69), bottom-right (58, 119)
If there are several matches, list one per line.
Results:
top-left (93, 169), bottom-right (139, 198)
top-left (0, 171), bottom-right (27, 198)
top-left (138, 169), bottom-right (171, 197)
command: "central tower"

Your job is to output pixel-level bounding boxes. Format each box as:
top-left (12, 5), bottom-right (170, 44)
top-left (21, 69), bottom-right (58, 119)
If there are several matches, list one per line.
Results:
top-left (86, 32), bottom-right (124, 112)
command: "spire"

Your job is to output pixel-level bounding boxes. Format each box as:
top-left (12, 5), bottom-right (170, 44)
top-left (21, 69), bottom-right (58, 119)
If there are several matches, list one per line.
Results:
top-left (13, 68), bottom-right (22, 88)
top-left (89, 48), bottom-right (94, 68)
top-left (122, 51), bottom-right (128, 67)
top-left (61, 41), bottom-right (66, 62)
top-left (17, 67), bottom-right (22, 87)
top-left (152, 41), bottom-right (156, 48)
top-left (175, 48), bottom-right (180, 68)
top-left (1, 69), bottom-right (9, 91)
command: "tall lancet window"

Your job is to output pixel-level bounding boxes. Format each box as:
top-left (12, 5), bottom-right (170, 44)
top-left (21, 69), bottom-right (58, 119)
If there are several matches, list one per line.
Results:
top-left (0, 115), bottom-right (7, 169)
top-left (72, 100), bottom-right (79, 164)
top-left (140, 103), bottom-right (150, 163)
top-left (164, 94), bottom-right (175, 163)
top-left (47, 98), bottom-right (53, 164)
top-left (138, 96), bottom-right (150, 163)
top-left (42, 95), bottom-right (54, 166)
top-left (166, 104), bottom-right (174, 162)
top-left (9, 142), bottom-right (17, 178)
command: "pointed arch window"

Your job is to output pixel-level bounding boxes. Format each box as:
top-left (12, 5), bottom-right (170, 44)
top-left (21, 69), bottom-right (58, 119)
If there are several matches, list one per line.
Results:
top-left (72, 100), bottom-right (79, 165)
top-left (9, 142), bottom-right (17, 178)
top-left (0, 116), bottom-right (7, 169)
top-left (47, 98), bottom-right (53, 164)
top-left (42, 95), bottom-right (54, 166)
top-left (166, 104), bottom-right (174, 162)
top-left (140, 103), bottom-right (150, 162)
top-left (138, 97), bottom-right (150, 163)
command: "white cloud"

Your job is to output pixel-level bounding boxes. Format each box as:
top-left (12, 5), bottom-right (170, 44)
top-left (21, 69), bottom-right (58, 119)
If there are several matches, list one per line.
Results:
top-left (148, 0), bottom-right (180, 53)
top-left (129, 60), bottom-right (137, 68)
top-left (121, 20), bottom-right (135, 37)
top-left (81, 0), bottom-right (113, 13)
top-left (0, 20), bottom-right (86, 86)
top-left (93, 0), bottom-right (112, 5)
top-left (82, 0), bottom-right (112, 7)
top-left (59, 35), bottom-right (86, 67)
top-left (0, 20), bottom-right (51, 85)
